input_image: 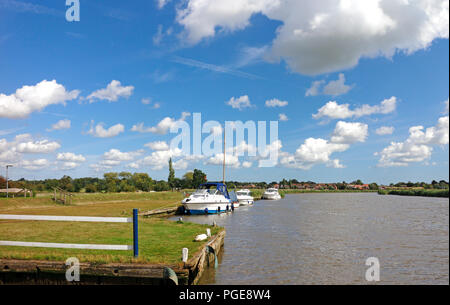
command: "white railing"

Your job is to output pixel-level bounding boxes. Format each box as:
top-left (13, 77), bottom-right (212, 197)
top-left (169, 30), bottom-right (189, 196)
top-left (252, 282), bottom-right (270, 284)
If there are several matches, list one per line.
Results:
top-left (0, 209), bottom-right (139, 256)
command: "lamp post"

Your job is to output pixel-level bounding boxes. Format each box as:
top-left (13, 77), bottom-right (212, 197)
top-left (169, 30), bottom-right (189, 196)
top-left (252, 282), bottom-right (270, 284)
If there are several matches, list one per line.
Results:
top-left (6, 165), bottom-right (13, 198)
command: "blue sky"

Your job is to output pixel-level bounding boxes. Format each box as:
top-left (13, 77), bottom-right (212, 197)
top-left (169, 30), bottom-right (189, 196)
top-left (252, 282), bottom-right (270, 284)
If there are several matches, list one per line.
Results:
top-left (0, 0), bottom-right (449, 184)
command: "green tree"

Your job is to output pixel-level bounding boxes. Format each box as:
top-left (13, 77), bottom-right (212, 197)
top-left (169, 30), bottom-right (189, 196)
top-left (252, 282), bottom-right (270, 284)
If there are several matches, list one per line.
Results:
top-left (131, 173), bottom-right (152, 191)
top-left (192, 169), bottom-right (207, 188)
top-left (369, 183), bottom-right (379, 190)
top-left (168, 158), bottom-right (175, 190)
top-left (104, 172), bottom-right (119, 193)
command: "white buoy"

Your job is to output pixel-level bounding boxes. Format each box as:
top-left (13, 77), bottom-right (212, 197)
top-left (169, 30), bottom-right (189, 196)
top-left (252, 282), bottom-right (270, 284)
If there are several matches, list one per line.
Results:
top-left (206, 228), bottom-right (211, 237)
top-left (182, 248), bottom-right (189, 263)
top-left (195, 234), bottom-right (208, 241)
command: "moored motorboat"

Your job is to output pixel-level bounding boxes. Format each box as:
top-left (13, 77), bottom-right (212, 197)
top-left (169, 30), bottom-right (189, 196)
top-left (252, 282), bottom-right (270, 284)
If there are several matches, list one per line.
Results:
top-left (262, 188), bottom-right (281, 200)
top-left (236, 189), bottom-right (254, 205)
top-left (182, 183), bottom-right (232, 215)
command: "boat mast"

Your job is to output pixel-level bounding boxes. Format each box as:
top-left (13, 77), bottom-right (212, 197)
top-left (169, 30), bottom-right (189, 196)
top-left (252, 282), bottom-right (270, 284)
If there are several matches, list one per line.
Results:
top-left (222, 127), bottom-right (226, 184)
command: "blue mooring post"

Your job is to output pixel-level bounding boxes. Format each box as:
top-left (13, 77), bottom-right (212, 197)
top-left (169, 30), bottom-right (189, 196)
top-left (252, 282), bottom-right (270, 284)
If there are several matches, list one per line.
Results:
top-left (133, 208), bottom-right (138, 257)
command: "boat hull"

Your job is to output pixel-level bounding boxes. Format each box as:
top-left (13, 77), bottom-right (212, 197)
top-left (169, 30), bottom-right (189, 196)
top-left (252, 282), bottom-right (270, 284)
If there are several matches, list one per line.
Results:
top-left (238, 198), bottom-right (254, 205)
top-left (262, 194), bottom-right (281, 200)
top-left (183, 201), bottom-right (232, 215)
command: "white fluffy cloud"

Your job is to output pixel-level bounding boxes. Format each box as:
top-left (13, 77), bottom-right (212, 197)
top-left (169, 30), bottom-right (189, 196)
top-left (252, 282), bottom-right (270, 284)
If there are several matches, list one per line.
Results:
top-left (206, 153), bottom-right (241, 168)
top-left (157, 0), bottom-right (171, 9)
top-left (278, 113), bottom-right (288, 121)
top-left (331, 121), bottom-right (369, 144)
top-left (313, 97), bottom-right (397, 120)
top-left (56, 152), bottom-right (86, 170)
top-left (47, 119), bottom-right (71, 131)
top-left (376, 126), bottom-right (395, 135)
top-left (0, 80), bottom-right (79, 119)
top-left (0, 134), bottom-right (63, 170)
top-left (265, 98), bottom-right (288, 107)
top-left (226, 95), bottom-right (253, 110)
top-left (0, 134), bottom-right (60, 168)
top-left (177, 0), bottom-right (448, 75)
top-left (56, 152), bottom-right (86, 163)
top-left (279, 121), bottom-right (367, 169)
top-left (131, 112), bottom-right (190, 135)
top-left (138, 148), bottom-right (183, 170)
top-left (103, 148), bottom-right (143, 162)
top-left (21, 159), bottom-right (50, 171)
top-left (16, 139), bottom-right (61, 154)
top-left (306, 73), bottom-right (353, 96)
top-left (145, 141), bottom-right (170, 151)
top-left (87, 121), bottom-right (125, 138)
top-left (280, 138), bottom-right (349, 170)
top-left (87, 80), bottom-right (134, 102)
top-left (376, 115), bottom-right (449, 167)
top-left (90, 148), bottom-right (143, 171)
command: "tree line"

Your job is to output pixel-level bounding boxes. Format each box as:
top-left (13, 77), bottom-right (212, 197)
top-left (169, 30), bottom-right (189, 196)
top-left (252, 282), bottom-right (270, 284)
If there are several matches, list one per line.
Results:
top-left (0, 158), bottom-right (447, 195)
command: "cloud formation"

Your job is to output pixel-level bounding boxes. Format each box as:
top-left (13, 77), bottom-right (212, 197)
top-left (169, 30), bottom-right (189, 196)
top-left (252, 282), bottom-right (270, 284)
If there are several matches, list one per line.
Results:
top-left (87, 121), bottom-right (125, 138)
top-left (376, 126), bottom-right (395, 135)
top-left (87, 80), bottom-right (134, 102)
top-left (376, 115), bottom-right (449, 167)
top-left (226, 95), bottom-right (253, 110)
top-left (313, 97), bottom-right (397, 120)
top-left (131, 112), bottom-right (190, 134)
top-left (265, 98), bottom-right (288, 107)
top-left (280, 121), bottom-right (368, 169)
top-left (306, 74), bottom-right (354, 96)
top-left (0, 80), bottom-right (79, 119)
top-left (176, 0), bottom-right (449, 75)
top-left (47, 119), bottom-right (71, 131)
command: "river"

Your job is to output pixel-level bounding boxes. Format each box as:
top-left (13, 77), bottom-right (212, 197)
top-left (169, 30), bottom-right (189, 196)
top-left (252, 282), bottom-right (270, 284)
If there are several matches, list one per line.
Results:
top-left (174, 193), bottom-right (449, 285)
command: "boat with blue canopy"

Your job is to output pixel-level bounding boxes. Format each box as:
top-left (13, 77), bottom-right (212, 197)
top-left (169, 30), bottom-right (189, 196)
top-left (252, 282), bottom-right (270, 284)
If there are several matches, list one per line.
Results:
top-left (182, 182), bottom-right (232, 215)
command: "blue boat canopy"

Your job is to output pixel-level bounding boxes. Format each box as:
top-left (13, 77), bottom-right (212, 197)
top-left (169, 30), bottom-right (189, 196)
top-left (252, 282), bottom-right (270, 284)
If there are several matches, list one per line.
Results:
top-left (199, 182), bottom-right (230, 199)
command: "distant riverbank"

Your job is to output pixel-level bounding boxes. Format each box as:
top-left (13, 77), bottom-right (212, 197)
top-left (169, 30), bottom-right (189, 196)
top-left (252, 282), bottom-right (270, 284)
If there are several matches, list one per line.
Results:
top-left (378, 189), bottom-right (449, 198)
top-left (249, 189), bottom-right (377, 200)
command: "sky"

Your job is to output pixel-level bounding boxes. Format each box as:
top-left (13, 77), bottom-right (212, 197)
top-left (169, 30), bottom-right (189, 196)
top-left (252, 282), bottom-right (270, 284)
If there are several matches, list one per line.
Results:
top-left (0, 0), bottom-right (449, 184)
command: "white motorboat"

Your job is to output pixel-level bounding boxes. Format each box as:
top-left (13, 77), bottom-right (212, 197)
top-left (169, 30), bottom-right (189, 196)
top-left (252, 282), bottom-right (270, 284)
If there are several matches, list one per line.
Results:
top-left (236, 189), bottom-right (254, 205)
top-left (182, 183), bottom-right (232, 215)
top-left (262, 188), bottom-right (281, 200)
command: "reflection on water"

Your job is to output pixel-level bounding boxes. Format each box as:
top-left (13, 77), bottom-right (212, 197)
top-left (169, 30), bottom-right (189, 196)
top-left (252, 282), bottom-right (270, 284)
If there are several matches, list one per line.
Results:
top-left (174, 193), bottom-right (449, 285)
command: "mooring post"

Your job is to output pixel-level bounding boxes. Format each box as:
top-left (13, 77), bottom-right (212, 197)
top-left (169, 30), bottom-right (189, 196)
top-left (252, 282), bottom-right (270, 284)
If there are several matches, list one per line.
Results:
top-left (133, 208), bottom-right (138, 257)
top-left (182, 248), bottom-right (188, 263)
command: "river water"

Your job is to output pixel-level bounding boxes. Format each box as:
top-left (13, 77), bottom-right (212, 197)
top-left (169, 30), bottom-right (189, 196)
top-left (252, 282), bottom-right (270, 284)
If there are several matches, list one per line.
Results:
top-left (175, 193), bottom-right (449, 285)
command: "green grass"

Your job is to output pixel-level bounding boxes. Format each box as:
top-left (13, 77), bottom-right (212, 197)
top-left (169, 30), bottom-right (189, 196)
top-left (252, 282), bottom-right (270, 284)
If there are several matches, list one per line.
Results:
top-left (378, 189), bottom-right (449, 198)
top-left (0, 192), bottom-right (222, 265)
top-left (0, 192), bottom-right (185, 217)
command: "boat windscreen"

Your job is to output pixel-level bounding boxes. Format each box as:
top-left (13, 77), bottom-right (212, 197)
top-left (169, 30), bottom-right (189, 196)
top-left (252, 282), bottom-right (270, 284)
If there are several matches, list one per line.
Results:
top-left (229, 190), bottom-right (238, 202)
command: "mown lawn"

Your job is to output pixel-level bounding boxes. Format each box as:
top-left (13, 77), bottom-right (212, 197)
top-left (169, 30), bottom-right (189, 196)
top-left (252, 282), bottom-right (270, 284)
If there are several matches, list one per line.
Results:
top-left (0, 192), bottom-right (221, 265)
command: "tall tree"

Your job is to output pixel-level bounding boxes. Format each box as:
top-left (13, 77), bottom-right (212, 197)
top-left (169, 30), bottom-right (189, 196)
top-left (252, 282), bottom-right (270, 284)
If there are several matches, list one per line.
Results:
top-left (168, 158), bottom-right (175, 190)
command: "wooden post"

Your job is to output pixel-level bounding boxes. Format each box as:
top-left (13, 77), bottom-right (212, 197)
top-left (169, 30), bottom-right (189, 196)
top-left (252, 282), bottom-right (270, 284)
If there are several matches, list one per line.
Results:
top-left (54, 189), bottom-right (56, 202)
top-left (182, 248), bottom-right (188, 263)
top-left (133, 209), bottom-right (139, 257)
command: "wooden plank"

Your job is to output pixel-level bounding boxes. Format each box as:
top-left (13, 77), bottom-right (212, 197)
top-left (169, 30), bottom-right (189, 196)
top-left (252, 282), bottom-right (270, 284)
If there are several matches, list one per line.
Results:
top-left (0, 214), bottom-right (132, 223)
top-left (0, 241), bottom-right (131, 250)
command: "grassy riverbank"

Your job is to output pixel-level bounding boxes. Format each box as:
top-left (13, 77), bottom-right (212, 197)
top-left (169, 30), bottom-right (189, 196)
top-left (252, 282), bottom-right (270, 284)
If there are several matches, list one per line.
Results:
top-left (378, 189), bottom-right (449, 198)
top-left (0, 192), bottom-right (221, 265)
